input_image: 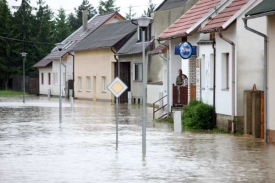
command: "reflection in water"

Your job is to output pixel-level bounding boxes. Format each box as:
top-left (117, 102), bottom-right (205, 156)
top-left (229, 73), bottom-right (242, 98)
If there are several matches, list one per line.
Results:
top-left (0, 97), bottom-right (275, 182)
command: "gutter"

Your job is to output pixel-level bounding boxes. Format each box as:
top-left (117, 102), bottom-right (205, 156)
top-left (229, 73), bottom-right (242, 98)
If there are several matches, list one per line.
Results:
top-left (218, 29), bottom-right (236, 133)
top-left (68, 53), bottom-right (75, 97)
top-left (158, 39), bottom-right (171, 116)
top-left (243, 18), bottom-right (268, 142)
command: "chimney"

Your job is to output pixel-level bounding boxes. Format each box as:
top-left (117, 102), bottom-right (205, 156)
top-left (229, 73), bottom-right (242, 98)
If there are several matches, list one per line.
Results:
top-left (82, 10), bottom-right (88, 31)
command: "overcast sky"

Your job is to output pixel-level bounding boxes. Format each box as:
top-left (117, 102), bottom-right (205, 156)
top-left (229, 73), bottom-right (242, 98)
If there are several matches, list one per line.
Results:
top-left (8, 0), bottom-right (164, 17)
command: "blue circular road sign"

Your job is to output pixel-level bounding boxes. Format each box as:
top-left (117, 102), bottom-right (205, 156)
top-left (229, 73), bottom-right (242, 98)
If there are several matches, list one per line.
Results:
top-left (179, 42), bottom-right (193, 59)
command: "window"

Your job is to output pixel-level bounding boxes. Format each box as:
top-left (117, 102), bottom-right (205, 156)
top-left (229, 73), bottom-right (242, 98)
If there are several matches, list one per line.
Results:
top-left (210, 54), bottom-right (214, 89)
top-left (78, 77), bottom-right (82, 91)
top-left (41, 73), bottom-right (44, 85)
top-left (48, 73), bottom-right (51, 85)
top-left (133, 63), bottom-right (142, 81)
top-left (86, 76), bottom-right (91, 91)
top-left (102, 76), bottom-right (106, 91)
top-left (137, 24), bottom-right (152, 42)
top-left (201, 55), bottom-right (205, 88)
top-left (222, 53), bottom-right (229, 90)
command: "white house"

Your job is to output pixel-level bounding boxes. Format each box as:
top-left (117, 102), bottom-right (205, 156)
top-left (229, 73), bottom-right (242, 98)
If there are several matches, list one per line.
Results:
top-left (198, 0), bottom-right (266, 133)
top-left (157, 0), bottom-right (228, 111)
top-left (32, 12), bottom-right (125, 97)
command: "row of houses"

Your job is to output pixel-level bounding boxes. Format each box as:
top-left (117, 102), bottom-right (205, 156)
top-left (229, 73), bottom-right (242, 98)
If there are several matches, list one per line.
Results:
top-left (33, 0), bottom-right (275, 142)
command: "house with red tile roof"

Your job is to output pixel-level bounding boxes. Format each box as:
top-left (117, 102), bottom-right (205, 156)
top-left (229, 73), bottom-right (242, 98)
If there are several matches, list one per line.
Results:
top-left (156, 0), bottom-right (228, 112)
top-left (198, 0), bottom-right (266, 134)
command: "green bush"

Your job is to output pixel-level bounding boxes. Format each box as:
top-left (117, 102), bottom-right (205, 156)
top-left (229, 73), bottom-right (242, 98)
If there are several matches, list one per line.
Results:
top-left (182, 100), bottom-right (214, 130)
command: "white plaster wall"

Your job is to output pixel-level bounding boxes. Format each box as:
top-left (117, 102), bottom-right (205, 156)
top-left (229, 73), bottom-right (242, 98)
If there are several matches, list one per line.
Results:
top-left (215, 24), bottom-right (236, 116)
top-left (51, 58), bottom-right (67, 96)
top-left (199, 44), bottom-right (214, 105)
top-left (39, 67), bottom-right (52, 95)
top-left (147, 84), bottom-right (164, 104)
top-left (267, 15), bottom-right (275, 130)
top-left (236, 10), bottom-right (266, 116)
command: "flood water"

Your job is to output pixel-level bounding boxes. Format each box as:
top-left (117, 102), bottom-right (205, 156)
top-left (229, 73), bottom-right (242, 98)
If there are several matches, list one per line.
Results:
top-left (0, 97), bottom-right (275, 182)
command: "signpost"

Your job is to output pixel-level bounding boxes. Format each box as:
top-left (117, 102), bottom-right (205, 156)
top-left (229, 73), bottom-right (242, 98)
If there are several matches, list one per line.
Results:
top-left (107, 77), bottom-right (128, 150)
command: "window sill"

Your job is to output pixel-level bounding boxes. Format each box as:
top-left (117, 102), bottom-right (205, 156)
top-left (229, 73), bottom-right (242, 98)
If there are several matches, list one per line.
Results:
top-left (78, 90), bottom-right (82, 92)
top-left (201, 88), bottom-right (205, 90)
top-left (101, 91), bottom-right (107, 93)
top-left (86, 90), bottom-right (91, 92)
top-left (133, 80), bottom-right (142, 82)
top-left (221, 88), bottom-right (229, 91)
top-left (210, 88), bottom-right (213, 90)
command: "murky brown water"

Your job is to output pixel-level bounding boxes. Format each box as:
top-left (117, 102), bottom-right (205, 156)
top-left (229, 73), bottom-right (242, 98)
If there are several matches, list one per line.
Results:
top-left (0, 96), bottom-right (275, 182)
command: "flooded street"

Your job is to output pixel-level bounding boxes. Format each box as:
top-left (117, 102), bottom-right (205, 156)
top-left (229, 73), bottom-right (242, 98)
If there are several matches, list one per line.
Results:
top-left (0, 97), bottom-right (275, 182)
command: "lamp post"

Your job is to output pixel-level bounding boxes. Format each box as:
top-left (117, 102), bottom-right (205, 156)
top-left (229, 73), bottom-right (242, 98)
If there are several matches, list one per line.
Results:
top-left (20, 52), bottom-right (27, 103)
top-left (56, 43), bottom-right (64, 123)
top-left (133, 16), bottom-right (153, 156)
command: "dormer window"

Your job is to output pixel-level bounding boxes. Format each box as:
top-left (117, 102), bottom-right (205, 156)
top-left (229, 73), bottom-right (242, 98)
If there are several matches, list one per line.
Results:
top-left (137, 23), bottom-right (152, 42)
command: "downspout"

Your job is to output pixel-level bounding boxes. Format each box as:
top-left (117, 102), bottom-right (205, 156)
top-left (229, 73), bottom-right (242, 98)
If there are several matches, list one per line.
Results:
top-left (68, 53), bottom-right (75, 97)
top-left (243, 18), bottom-right (268, 142)
top-left (218, 29), bottom-right (236, 133)
top-left (111, 47), bottom-right (119, 77)
top-left (158, 39), bottom-right (170, 116)
top-left (212, 40), bottom-right (216, 127)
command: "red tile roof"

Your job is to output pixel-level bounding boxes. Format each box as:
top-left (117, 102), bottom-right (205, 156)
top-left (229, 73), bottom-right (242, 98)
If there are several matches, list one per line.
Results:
top-left (158, 0), bottom-right (221, 40)
top-left (200, 0), bottom-right (249, 32)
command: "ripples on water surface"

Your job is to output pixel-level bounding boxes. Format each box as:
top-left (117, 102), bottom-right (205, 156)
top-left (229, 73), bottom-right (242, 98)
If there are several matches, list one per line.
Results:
top-left (0, 97), bottom-right (275, 182)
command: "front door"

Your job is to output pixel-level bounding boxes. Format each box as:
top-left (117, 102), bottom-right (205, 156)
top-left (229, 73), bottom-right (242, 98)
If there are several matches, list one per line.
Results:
top-left (115, 62), bottom-right (131, 103)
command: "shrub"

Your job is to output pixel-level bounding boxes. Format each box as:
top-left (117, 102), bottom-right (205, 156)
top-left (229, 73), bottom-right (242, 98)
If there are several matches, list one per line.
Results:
top-left (182, 100), bottom-right (214, 130)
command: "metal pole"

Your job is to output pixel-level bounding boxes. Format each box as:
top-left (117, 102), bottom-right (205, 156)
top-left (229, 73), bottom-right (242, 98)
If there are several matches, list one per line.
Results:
top-left (23, 57), bottom-right (25, 103)
top-left (142, 29), bottom-right (146, 156)
top-left (116, 97), bottom-right (118, 149)
top-left (167, 49), bottom-right (170, 116)
top-left (59, 51), bottom-right (62, 123)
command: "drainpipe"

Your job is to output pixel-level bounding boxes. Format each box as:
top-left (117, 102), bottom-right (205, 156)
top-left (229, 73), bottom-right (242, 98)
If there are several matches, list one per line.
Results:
top-left (111, 47), bottom-right (119, 77)
top-left (212, 40), bottom-right (216, 127)
top-left (158, 39), bottom-right (170, 116)
top-left (218, 29), bottom-right (235, 133)
top-left (68, 53), bottom-right (74, 97)
top-left (243, 18), bottom-right (268, 142)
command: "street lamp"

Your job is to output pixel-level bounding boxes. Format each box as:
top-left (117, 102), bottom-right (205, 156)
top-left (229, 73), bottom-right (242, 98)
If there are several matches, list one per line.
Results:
top-left (56, 43), bottom-right (64, 123)
top-left (132, 15), bottom-right (153, 156)
top-left (20, 52), bottom-right (27, 104)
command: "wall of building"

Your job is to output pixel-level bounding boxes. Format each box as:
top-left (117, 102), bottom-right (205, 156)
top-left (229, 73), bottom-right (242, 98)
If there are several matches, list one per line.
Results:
top-left (51, 58), bottom-right (67, 96)
top-left (236, 10), bottom-right (266, 116)
top-left (267, 15), bottom-right (275, 134)
top-left (119, 53), bottom-right (143, 99)
top-left (74, 49), bottom-right (114, 101)
top-left (38, 67), bottom-right (52, 95)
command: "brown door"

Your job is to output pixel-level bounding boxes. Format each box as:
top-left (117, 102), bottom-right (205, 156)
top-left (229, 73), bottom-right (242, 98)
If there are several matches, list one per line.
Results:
top-left (115, 62), bottom-right (131, 103)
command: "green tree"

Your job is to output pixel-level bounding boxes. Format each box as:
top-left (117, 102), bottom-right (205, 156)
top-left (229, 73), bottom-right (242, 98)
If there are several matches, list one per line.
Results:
top-left (98, 0), bottom-right (120, 14)
top-left (0, 0), bottom-right (14, 89)
top-left (68, 0), bottom-right (97, 31)
top-left (143, 3), bottom-right (156, 17)
top-left (54, 7), bottom-right (72, 43)
top-left (125, 5), bottom-right (136, 20)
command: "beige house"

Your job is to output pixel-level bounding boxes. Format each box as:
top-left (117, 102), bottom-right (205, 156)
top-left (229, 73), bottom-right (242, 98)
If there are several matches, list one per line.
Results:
top-left (33, 12), bottom-right (124, 97)
top-left (72, 21), bottom-right (136, 102)
top-left (245, 0), bottom-right (275, 142)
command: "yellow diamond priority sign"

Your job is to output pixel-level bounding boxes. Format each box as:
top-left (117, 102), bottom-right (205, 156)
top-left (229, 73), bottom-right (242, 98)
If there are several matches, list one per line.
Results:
top-left (107, 77), bottom-right (128, 98)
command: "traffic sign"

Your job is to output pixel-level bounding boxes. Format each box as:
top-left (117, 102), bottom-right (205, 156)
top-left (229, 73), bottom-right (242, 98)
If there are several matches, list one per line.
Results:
top-left (107, 77), bottom-right (128, 98)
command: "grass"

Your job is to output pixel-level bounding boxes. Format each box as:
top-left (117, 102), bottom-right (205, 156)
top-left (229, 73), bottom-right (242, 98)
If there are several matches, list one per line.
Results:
top-left (0, 90), bottom-right (29, 97)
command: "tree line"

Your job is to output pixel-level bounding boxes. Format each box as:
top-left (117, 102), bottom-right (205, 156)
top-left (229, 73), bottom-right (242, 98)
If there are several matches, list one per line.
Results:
top-left (0, 0), bottom-right (155, 90)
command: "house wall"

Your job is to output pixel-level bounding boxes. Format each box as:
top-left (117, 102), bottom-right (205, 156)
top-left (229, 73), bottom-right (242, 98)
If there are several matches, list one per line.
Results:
top-left (51, 58), bottom-right (67, 96)
top-left (74, 49), bottom-right (115, 101)
top-left (267, 14), bottom-right (275, 141)
top-left (39, 67), bottom-right (52, 95)
top-left (236, 11), bottom-right (266, 116)
top-left (119, 54), bottom-right (143, 99)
